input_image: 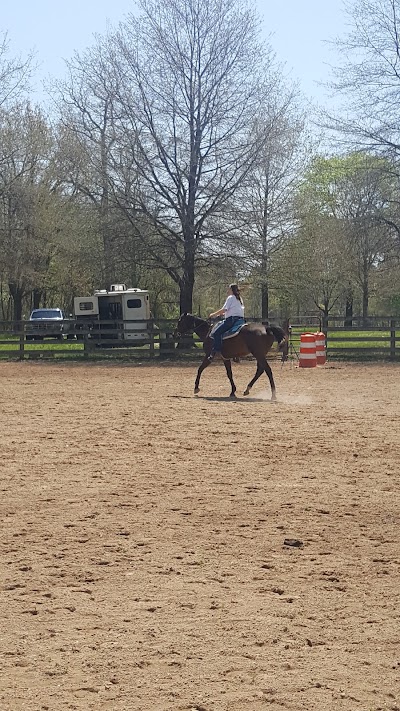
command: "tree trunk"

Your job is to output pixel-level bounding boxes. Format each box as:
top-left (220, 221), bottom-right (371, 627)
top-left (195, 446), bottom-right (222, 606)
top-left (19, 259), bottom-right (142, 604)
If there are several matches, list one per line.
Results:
top-left (100, 129), bottom-right (115, 288)
top-left (177, 249), bottom-right (195, 349)
top-left (9, 283), bottom-right (25, 327)
top-left (177, 274), bottom-right (195, 349)
top-left (0, 282), bottom-right (11, 320)
top-left (102, 223), bottom-right (115, 288)
top-left (180, 234), bottom-right (195, 313)
top-left (261, 281), bottom-right (269, 320)
top-left (323, 299), bottom-right (329, 325)
top-left (179, 275), bottom-right (194, 314)
top-left (261, 183), bottom-right (269, 319)
top-left (362, 259), bottom-right (369, 326)
top-left (32, 289), bottom-right (42, 310)
top-left (344, 288), bottom-right (353, 328)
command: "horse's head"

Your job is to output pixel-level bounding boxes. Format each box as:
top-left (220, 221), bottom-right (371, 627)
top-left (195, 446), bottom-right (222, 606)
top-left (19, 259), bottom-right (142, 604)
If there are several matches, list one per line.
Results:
top-left (175, 312), bottom-right (196, 337)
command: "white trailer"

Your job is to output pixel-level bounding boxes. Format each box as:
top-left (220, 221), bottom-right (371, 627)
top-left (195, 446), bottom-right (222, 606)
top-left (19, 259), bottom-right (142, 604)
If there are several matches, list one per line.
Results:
top-left (74, 284), bottom-right (151, 342)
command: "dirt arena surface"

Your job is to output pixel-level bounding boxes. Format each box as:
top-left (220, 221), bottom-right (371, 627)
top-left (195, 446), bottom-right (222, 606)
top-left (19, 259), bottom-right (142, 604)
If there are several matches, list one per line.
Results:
top-left (1, 359), bottom-right (399, 711)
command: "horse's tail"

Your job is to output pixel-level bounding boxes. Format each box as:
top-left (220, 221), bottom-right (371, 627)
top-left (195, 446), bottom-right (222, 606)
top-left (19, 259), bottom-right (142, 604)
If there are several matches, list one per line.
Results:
top-left (267, 324), bottom-right (287, 351)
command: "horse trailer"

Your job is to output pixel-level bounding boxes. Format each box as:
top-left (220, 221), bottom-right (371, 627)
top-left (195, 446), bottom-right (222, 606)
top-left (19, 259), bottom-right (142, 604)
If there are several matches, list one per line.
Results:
top-left (74, 284), bottom-right (151, 343)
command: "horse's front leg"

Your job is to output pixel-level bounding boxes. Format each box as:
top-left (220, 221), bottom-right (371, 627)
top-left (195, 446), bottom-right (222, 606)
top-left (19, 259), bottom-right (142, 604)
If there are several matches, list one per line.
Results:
top-left (194, 355), bottom-right (211, 394)
top-left (223, 359), bottom-right (237, 398)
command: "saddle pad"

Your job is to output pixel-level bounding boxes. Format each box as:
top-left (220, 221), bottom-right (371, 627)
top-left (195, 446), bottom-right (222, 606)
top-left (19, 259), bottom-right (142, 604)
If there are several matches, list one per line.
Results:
top-left (210, 320), bottom-right (247, 340)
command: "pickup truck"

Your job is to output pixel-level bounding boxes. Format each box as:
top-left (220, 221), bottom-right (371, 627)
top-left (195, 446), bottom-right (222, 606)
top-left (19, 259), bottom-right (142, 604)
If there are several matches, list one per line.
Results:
top-left (26, 308), bottom-right (75, 340)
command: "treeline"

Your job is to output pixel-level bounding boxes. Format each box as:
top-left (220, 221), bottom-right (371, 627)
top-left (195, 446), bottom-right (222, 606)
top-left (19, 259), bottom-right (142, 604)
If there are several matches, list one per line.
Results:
top-left (1, 0), bottom-right (400, 324)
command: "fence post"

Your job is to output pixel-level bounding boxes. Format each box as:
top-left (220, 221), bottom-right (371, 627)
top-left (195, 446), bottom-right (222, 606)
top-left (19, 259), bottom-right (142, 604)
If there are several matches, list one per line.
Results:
top-left (390, 319), bottom-right (396, 361)
top-left (19, 323), bottom-right (25, 361)
top-left (148, 319), bottom-right (155, 358)
top-left (83, 326), bottom-right (90, 360)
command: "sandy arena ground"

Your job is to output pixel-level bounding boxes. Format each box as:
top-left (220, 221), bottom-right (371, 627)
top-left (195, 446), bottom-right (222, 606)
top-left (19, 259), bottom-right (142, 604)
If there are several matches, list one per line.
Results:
top-left (0, 358), bottom-right (399, 711)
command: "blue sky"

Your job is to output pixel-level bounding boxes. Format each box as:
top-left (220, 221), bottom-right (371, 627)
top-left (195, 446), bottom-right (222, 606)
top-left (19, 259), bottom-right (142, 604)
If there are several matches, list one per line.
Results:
top-left (2, 0), bottom-right (346, 106)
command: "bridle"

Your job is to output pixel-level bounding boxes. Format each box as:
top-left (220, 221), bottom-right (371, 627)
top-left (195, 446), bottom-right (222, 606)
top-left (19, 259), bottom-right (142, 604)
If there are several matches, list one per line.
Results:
top-left (175, 315), bottom-right (211, 338)
top-left (175, 316), bottom-right (194, 338)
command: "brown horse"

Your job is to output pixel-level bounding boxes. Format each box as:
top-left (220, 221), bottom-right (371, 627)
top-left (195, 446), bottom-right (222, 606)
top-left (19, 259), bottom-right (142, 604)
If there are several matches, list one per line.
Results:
top-left (175, 313), bottom-right (287, 400)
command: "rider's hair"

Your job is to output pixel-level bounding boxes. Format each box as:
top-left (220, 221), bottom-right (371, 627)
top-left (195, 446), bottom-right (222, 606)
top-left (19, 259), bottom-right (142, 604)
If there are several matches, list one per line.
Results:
top-left (230, 283), bottom-right (243, 303)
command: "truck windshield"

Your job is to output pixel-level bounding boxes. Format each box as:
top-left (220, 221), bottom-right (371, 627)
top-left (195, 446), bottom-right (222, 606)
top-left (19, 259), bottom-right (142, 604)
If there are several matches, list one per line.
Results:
top-left (31, 310), bottom-right (62, 319)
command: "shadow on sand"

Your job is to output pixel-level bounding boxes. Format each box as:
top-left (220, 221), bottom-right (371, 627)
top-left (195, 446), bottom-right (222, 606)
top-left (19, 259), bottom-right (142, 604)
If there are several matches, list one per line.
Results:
top-left (168, 394), bottom-right (274, 403)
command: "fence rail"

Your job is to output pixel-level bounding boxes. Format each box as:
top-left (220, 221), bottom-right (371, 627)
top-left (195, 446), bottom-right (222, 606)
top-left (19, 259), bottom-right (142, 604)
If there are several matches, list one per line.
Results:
top-left (0, 316), bottom-right (399, 361)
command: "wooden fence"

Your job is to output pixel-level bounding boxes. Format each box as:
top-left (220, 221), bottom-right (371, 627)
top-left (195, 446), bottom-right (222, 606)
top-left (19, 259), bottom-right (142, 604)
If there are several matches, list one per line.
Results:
top-left (0, 316), bottom-right (399, 361)
top-left (288, 316), bottom-right (399, 361)
top-left (0, 319), bottom-right (178, 360)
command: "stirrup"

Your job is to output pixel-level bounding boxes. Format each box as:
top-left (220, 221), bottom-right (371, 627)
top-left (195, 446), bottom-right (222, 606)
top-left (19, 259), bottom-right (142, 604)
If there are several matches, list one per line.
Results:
top-left (207, 352), bottom-right (215, 361)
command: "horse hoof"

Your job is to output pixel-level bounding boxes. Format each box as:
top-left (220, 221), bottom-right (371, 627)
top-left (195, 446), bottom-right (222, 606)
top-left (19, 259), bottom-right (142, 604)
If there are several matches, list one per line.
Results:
top-left (194, 387), bottom-right (200, 394)
top-left (243, 388), bottom-right (250, 396)
top-left (230, 392), bottom-right (237, 399)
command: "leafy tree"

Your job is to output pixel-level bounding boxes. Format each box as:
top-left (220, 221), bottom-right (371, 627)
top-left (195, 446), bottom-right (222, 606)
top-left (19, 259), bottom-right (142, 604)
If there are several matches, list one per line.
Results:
top-left (0, 104), bottom-right (76, 320)
top-left (292, 153), bottom-right (397, 321)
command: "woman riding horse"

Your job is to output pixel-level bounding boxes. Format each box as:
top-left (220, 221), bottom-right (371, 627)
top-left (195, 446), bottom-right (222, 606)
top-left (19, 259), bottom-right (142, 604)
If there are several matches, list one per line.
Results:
top-left (208, 283), bottom-right (245, 361)
top-left (175, 313), bottom-right (287, 401)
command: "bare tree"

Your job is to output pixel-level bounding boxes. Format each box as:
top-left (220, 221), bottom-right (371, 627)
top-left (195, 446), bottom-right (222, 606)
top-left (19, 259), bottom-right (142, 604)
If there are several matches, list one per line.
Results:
top-left (326, 0), bottom-right (400, 155)
top-left (111, 0), bottom-right (278, 312)
top-left (229, 87), bottom-right (310, 318)
top-left (325, 0), bottom-right (400, 254)
top-left (52, 37), bottom-right (123, 287)
top-left (0, 32), bottom-right (32, 108)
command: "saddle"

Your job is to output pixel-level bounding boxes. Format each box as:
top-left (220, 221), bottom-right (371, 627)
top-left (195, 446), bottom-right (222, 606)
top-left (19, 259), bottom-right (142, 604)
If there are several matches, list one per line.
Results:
top-left (209, 319), bottom-right (247, 340)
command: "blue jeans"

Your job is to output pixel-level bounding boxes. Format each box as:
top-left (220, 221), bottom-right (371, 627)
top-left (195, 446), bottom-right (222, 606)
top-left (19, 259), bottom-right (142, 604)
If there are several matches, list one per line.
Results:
top-left (212, 316), bottom-right (242, 353)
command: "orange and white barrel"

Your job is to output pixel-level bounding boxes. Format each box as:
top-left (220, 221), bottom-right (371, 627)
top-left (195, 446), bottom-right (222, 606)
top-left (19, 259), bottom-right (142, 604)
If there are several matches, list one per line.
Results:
top-left (299, 333), bottom-right (316, 368)
top-left (314, 331), bottom-right (326, 365)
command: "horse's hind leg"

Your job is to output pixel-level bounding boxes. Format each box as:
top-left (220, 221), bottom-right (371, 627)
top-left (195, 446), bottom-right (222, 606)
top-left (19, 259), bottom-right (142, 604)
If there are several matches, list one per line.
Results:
top-left (243, 361), bottom-right (264, 396)
top-left (223, 359), bottom-right (237, 398)
top-left (264, 359), bottom-right (277, 401)
top-left (194, 355), bottom-right (211, 394)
